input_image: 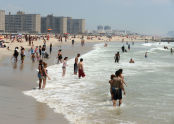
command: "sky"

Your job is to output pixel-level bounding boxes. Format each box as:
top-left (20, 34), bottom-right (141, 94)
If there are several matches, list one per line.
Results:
top-left (0, 0), bottom-right (174, 35)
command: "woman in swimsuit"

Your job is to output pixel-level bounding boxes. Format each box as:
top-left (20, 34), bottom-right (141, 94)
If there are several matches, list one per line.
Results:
top-left (42, 62), bottom-right (51, 89)
top-left (109, 74), bottom-right (116, 100)
top-left (38, 60), bottom-right (44, 89)
top-left (62, 57), bottom-right (68, 77)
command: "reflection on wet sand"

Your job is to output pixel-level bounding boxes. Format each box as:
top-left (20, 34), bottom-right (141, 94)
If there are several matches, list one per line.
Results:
top-left (20, 63), bottom-right (24, 71)
top-left (13, 62), bottom-right (17, 69)
top-left (36, 102), bottom-right (47, 121)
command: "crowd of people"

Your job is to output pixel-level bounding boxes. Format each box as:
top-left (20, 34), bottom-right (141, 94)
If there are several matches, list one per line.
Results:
top-left (9, 34), bottom-right (174, 107)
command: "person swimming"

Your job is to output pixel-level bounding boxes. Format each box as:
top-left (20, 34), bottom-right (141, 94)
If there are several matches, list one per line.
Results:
top-left (129, 58), bottom-right (135, 63)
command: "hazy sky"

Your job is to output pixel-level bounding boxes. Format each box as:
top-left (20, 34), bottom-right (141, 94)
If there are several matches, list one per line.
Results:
top-left (1, 0), bottom-right (174, 35)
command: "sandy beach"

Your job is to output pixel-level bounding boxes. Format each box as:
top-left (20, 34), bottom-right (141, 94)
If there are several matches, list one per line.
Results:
top-left (0, 41), bottom-right (96, 124)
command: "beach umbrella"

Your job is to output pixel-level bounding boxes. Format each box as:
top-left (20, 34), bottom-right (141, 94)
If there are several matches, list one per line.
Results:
top-left (47, 29), bottom-right (52, 33)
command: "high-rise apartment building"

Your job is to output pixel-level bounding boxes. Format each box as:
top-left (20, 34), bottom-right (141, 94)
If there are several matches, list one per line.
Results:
top-left (5, 11), bottom-right (41, 33)
top-left (41, 15), bottom-right (85, 34)
top-left (0, 10), bottom-right (5, 32)
top-left (41, 15), bottom-right (67, 34)
top-left (71, 19), bottom-right (85, 34)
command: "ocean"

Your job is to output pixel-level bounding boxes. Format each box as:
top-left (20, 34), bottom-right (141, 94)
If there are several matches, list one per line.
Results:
top-left (24, 41), bottom-right (174, 124)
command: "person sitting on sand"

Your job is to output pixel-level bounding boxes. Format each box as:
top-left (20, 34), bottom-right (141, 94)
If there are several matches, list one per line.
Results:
top-left (112, 71), bottom-right (126, 107)
top-left (78, 58), bottom-right (85, 79)
top-left (129, 58), bottom-right (135, 63)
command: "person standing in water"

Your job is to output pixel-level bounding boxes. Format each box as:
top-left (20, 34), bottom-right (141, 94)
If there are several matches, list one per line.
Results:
top-left (38, 60), bottom-right (44, 89)
top-left (145, 52), bottom-right (148, 58)
top-left (78, 58), bottom-right (85, 79)
top-left (121, 45), bottom-right (125, 53)
top-left (109, 74), bottom-right (116, 100)
top-left (114, 52), bottom-right (120, 63)
top-left (62, 57), bottom-right (68, 77)
top-left (20, 47), bottom-right (25, 64)
top-left (13, 47), bottom-right (19, 63)
top-left (74, 54), bottom-right (80, 75)
top-left (128, 44), bottom-right (130, 50)
top-left (57, 49), bottom-right (63, 64)
top-left (42, 62), bottom-right (51, 89)
top-left (112, 71), bottom-right (126, 107)
top-left (171, 48), bottom-right (173, 54)
top-left (118, 69), bottom-right (127, 87)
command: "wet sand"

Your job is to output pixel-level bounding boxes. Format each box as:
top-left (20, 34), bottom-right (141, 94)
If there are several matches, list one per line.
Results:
top-left (0, 42), bottom-right (96, 124)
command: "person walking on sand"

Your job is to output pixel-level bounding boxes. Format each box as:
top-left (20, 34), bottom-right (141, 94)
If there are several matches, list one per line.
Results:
top-left (78, 58), bottom-right (85, 79)
top-left (50, 43), bottom-right (52, 54)
top-left (74, 53), bottom-right (80, 75)
top-left (42, 62), bottom-right (51, 89)
top-left (72, 39), bottom-right (75, 46)
top-left (112, 71), bottom-right (126, 107)
top-left (62, 57), bottom-right (68, 77)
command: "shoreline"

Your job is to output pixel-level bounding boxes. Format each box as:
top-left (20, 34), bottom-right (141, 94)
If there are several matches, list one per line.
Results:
top-left (0, 42), bottom-right (97, 124)
top-left (0, 35), bottom-right (152, 62)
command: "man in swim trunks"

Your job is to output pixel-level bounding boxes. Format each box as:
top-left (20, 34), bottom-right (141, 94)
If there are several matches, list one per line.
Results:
top-left (112, 71), bottom-right (126, 107)
top-left (74, 54), bottom-right (80, 75)
top-left (78, 58), bottom-right (85, 79)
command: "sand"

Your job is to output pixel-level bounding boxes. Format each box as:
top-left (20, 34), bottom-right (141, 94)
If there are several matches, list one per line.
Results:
top-left (0, 42), bottom-right (95, 124)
